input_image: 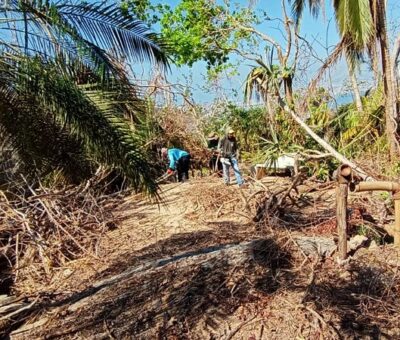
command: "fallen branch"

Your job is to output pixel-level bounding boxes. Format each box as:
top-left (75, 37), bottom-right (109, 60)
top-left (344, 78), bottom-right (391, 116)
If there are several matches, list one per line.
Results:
top-left (0, 173), bottom-right (122, 300)
top-left (278, 98), bottom-right (373, 181)
top-left (0, 297), bottom-right (39, 321)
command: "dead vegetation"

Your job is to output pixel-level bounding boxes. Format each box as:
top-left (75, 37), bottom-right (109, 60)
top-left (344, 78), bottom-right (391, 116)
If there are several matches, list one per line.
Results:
top-left (0, 180), bottom-right (124, 291)
top-left (1, 175), bottom-right (400, 339)
top-left (0, 173), bottom-right (130, 335)
top-left (153, 107), bottom-right (211, 167)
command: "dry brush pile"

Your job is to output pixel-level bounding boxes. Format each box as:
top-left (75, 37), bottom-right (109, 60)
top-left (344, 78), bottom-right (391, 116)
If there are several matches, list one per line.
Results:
top-left (183, 175), bottom-right (400, 336)
top-left (2, 174), bottom-right (400, 339)
top-left (0, 177), bottom-right (124, 296)
top-left (150, 106), bottom-right (212, 171)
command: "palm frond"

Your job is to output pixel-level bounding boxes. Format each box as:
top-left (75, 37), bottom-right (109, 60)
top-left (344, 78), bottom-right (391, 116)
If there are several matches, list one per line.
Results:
top-left (343, 38), bottom-right (364, 71)
top-left (290, 0), bottom-right (324, 23)
top-left (0, 0), bottom-right (168, 77)
top-left (0, 56), bottom-right (158, 194)
top-left (57, 2), bottom-right (168, 65)
top-left (244, 67), bottom-right (271, 103)
top-left (79, 83), bottom-right (146, 124)
top-left (333, 0), bottom-right (374, 51)
top-left (0, 71), bottom-right (92, 184)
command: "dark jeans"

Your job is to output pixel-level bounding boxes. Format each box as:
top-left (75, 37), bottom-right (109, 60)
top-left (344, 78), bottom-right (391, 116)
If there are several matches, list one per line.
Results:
top-left (209, 155), bottom-right (222, 173)
top-left (176, 155), bottom-right (191, 182)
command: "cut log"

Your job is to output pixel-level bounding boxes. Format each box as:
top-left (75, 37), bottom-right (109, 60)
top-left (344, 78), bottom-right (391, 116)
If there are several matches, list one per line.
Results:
top-left (294, 236), bottom-right (336, 257)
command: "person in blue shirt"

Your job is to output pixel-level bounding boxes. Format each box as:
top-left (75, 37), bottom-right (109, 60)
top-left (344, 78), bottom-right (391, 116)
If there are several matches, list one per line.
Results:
top-left (161, 147), bottom-right (191, 182)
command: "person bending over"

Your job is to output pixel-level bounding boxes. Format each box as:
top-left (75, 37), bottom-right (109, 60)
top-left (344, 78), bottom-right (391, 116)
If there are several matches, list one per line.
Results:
top-left (161, 147), bottom-right (191, 182)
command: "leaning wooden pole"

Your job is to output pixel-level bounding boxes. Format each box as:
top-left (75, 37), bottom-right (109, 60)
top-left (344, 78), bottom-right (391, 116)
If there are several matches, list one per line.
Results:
top-left (336, 165), bottom-right (351, 260)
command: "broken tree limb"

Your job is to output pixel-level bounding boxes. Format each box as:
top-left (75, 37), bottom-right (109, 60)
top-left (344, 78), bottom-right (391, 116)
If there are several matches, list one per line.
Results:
top-left (280, 101), bottom-right (373, 181)
top-left (277, 173), bottom-right (303, 206)
top-left (224, 316), bottom-right (259, 340)
top-left (0, 297), bottom-right (38, 321)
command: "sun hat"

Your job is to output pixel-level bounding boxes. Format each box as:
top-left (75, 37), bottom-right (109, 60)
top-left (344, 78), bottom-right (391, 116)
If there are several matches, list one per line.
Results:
top-left (208, 132), bottom-right (218, 139)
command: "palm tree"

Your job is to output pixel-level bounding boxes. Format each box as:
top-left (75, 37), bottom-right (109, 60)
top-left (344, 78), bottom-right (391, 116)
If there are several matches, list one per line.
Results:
top-left (244, 66), bottom-right (278, 124)
top-left (374, 0), bottom-right (399, 158)
top-left (290, 0), bottom-right (399, 157)
top-left (0, 1), bottom-right (168, 194)
top-left (244, 51), bottom-right (295, 111)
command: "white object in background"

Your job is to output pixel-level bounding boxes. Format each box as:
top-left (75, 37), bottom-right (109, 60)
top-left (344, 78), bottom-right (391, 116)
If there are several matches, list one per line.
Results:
top-left (254, 154), bottom-right (297, 178)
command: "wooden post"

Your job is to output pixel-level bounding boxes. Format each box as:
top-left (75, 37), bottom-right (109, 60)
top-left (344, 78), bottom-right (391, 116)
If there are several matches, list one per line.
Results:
top-left (336, 165), bottom-right (350, 260)
top-left (393, 192), bottom-right (400, 247)
top-left (336, 183), bottom-right (348, 260)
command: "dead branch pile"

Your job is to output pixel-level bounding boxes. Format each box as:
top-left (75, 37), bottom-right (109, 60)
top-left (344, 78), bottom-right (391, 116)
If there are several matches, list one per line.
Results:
top-left (184, 175), bottom-right (340, 243)
top-left (185, 175), bottom-right (338, 229)
top-left (299, 248), bottom-right (400, 339)
top-left (0, 180), bottom-right (122, 296)
top-left (154, 107), bottom-right (210, 164)
top-left (3, 176), bottom-right (400, 339)
top-left (249, 175), bottom-right (390, 240)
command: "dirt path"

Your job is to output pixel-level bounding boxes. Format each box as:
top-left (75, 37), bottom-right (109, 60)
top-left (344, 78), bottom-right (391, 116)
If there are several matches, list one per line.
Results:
top-left (9, 177), bottom-right (400, 339)
top-left (11, 178), bottom-right (263, 338)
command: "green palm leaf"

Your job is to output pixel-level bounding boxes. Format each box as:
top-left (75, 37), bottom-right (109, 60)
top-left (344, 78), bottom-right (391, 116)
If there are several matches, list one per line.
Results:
top-left (0, 1), bottom-right (169, 194)
top-left (57, 2), bottom-right (168, 65)
top-left (0, 65), bottom-right (92, 184)
top-left (290, 0), bottom-right (374, 54)
top-left (333, 0), bottom-right (374, 51)
top-left (290, 0), bottom-right (324, 22)
top-left (0, 0), bottom-right (168, 77)
top-left (0, 56), bottom-right (158, 195)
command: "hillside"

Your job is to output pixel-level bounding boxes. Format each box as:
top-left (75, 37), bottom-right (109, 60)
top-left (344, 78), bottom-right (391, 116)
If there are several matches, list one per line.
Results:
top-left (3, 177), bottom-right (400, 339)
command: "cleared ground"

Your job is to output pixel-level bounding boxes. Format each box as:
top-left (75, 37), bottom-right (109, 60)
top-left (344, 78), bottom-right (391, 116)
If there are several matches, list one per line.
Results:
top-left (9, 177), bottom-right (400, 339)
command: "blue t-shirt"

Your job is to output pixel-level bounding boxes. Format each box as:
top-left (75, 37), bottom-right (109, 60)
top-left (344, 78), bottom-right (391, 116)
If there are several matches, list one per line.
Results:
top-left (168, 148), bottom-right (189, 170)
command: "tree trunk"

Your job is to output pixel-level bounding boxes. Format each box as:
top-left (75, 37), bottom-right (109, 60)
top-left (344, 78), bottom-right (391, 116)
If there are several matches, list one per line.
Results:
top-left (370, 0), bottom-right (381, 86)
top-left (392, 33), bottom-right (400, 88)
top-left (284, 76), bottom-right (294, 108)
top-left (371, 41), bottom-right (381, 85)
top-left (346, 57), bottom-right (363, 112)
top-left (377, 0), bottom-right (399, 158)
top-left (265, 93), bottom-right (275, 123)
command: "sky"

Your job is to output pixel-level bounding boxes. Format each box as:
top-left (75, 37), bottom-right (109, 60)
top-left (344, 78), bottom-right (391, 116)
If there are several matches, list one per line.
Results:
top-left (141, 0), bottom-right (400, 106)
